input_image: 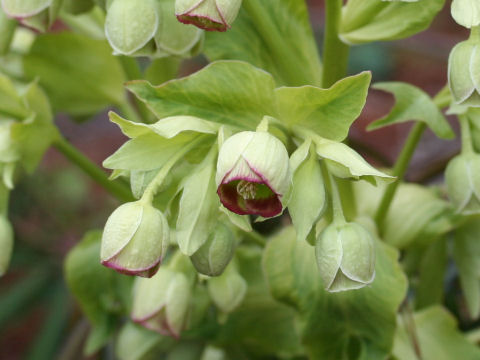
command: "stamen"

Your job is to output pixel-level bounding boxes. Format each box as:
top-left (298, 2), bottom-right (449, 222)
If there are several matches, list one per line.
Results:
top-left (237, 180), bottom-right (257, 200)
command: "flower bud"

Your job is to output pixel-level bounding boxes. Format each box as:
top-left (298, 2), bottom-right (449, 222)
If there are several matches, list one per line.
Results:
top-left (315, 222), bottom-right (375, 292)
top-left (216, 131), bottom-right (291, 218)
top-left (131, 268), bottom-right (191, 338)
top-left (176, 0), bottom-right (242, 32)
top-left (101, 200), bottom-right (169, 277)
top-left (190, 222), bottom-right (235, 276)
top-left (448, 39), bottom-right (480, 107)
top-left (1, 0), bottom-right (61, 32)
top-left (105, 0), bottom-right (202, 57)
top-left (207, 263), bottom-right (246, 313)
top-left (0, 216), bottom-right (13, 276)
top-left (445, 153), bottom-right (480, 214)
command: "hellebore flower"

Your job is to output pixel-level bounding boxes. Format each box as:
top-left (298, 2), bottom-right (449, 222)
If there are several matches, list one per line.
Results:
top-left (190, 222), bottom-right (235, 276)
top-left (216, 131), bottom-right (291, 218)
top-left (448, 38), bottom-right (480, 107)
top-left (315, 222), bottom-right (375, 292)
top-left (131, 268), bottom-right (191, 338)
top-left (175, 0), bottom-right (242, 32)
top-left (100, 200), bottom-right (169, 277)
top-left (105, 0), bottom-right (202, 57)
top-left (1, 0), bottom-right (61, 32)
top-left (445, 153), bottom-right (480, 214)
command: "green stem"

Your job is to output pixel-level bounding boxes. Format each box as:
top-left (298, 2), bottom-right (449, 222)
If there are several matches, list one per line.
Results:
top-left (374, 122), bottom-right (426, 227)
top-left (460, 115), bottom-right (474, 154)
top-left (374, 88), bottom-right (453, 229)
top-left (327, 170), bottom-right (346, 224)
top-left (141, 136), bottom-right (207, 203)
top-left (118, 56), bottom-right (153, 123)
top-left (53, 138), bottom-right (134, 203)
top-left (322, 0), bottom-right (350, 88)
top-left (242, 230), bottom-right (267, 247)
top-left (242, 0), bottom-right (311, 86)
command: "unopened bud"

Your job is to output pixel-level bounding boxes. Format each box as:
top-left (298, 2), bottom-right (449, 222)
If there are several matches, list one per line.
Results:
top-left (445, 153), bottom-right (480, 214)
top-left (176, 0), bottom-right (242, 32)
top-left (315, 222), bottom-right (375, 292)
top-left (207, 263), bottom-right (247, 313)
top-left (1, 0), bottom-right (62, 32)
top-left (101, 200), bottom-right (169, 277)
top-left (131, 268), bottom-right (191, 338)
top-left (190, 223), bottom-right (235, 276)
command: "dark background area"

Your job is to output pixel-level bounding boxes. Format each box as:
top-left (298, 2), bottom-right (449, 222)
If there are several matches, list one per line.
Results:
top-left (0, 1), bottom-right (471, 359)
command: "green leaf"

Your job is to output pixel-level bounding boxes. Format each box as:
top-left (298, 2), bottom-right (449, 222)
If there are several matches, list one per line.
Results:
top-left (127, 61), bottom-right (277, 130)
top-left (263, 226), bottom-right (408, 359)
top-left (216, 246), bottom-right (303, 358)
top-left (393, 306), bottom-right (480, 360)
top-left (115, 322), bottom-right (174, 360)
top-left (204, 0), bottom-right (321, 86)
top-left (355, 181), bottom-right (454, 249)
top-left (416, 238), bottom-right (448, 309)
top-left (453, 219), bottom-right (480, 320)
top-left (64, 230), bottom-right (134, 354)
top-left (103, 133), bottom-right (195, 172)
top-left (368, 82), bottom-right (454, 139)
top-left (176, 150), bottom-right (220, 255)
top-left (288, 142), bottom-right (326, 242)
top-left (23, 32), bottom-right (126, 116)
top-left (340, 0), bottom-right (445, 44)
top-left (277, 72), bottom-right (371, 141)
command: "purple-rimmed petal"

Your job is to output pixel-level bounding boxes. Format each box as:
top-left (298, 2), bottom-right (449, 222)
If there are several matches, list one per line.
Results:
top-left (101, 258), bottom-right (161, 278)
top-left (176, 13), bottom-right (227, 31)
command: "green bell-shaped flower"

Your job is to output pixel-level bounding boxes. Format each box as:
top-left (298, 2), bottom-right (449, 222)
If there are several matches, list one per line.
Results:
top-left (451, 0), bottom-right (480, 29)
top-left (1, 0), bottom-right (62, 32)
top-left (190, 222), bottom-right (235, 276)
top-left (315, 222), bottom-right (376, 292)
top-left (105, 0), bottom-right (202, 57)
top-left (448, 38), bottom-right (480, 107)
top-left (445, 153), bottom-right (480, 214)
top-left (131, 268), bottom-right (191, 338)
top-left (175, 0), bottom-right (242, 32)
top-left (216, 131), bottom-right (291, 218)
top-left (100, 200), bottom-right (169, 277)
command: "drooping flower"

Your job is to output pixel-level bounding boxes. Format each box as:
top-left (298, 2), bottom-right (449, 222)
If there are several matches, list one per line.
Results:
top-left (100, 200), bottom-right (169, 277)
top-left (315, 222), bottom-right (375, 292)
top-left (175, 0), bottom-right (242, 32)
top-left (216, 131), bottom-right (291, 218)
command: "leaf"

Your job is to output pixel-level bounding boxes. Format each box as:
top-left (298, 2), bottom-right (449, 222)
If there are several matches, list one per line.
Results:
top-left (313, 136), bottom-right (394, 185)
top-left (368, 82), bottom-right (454, 139)
top-left (127, 61), bottom-right (277, 130)
top-left (216, 246), bottom-right (303, 358)
top-left (263, 226), bottom-right (408, 359)
top-left (103, 133), bottom-right (195, 171)
top-left (355, 181), bottom-right (455, 249)
top-left (23, 32), bottom-right (126, 116)
top-left (276, 72), bottom-right (371, 141)
top-left (288, 143), bottom-right (326, 242)
top-left (453, 219), bottom-right (480, 320)
top-left (416, 238), bottom-right (448, 309)
top-left (393, 306), bottom-right (480, 360)
top-left (64, 230), bottom-right (134, 354)
top-left (176, 150), bottom-right (220, 255)
top-left (340, 0), bottom-right (445, 44)
top-left (204, 0), bottom-right (321, 86)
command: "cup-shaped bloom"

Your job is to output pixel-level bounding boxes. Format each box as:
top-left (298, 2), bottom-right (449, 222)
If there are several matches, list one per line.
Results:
top-left (190, 223), bottom-right (235, 276)
top-left (0, 216), bottom-right (13, 277)
top-left (101, 200), bottom-right (169, 277)
top-left (445, 153), bottom-right (480, 214)
top-left (1, 0), bottom-right (61, 32)
top-left (216, 131), bottom-right (291, 218)
top-left (448, 39), bottom-right (480, 107)
top-left (176, 0), bottom-right (242, 32)
top-left (131, 268), bottom-right (191, 338)
top-left (106, 0), bottom-right (202, 57)
top-left (315, 222), bottom-right (375, 292)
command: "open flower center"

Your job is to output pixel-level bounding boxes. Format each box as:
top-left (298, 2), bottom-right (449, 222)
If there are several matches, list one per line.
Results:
top-left (237, 180), bottom-right (257, 200)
